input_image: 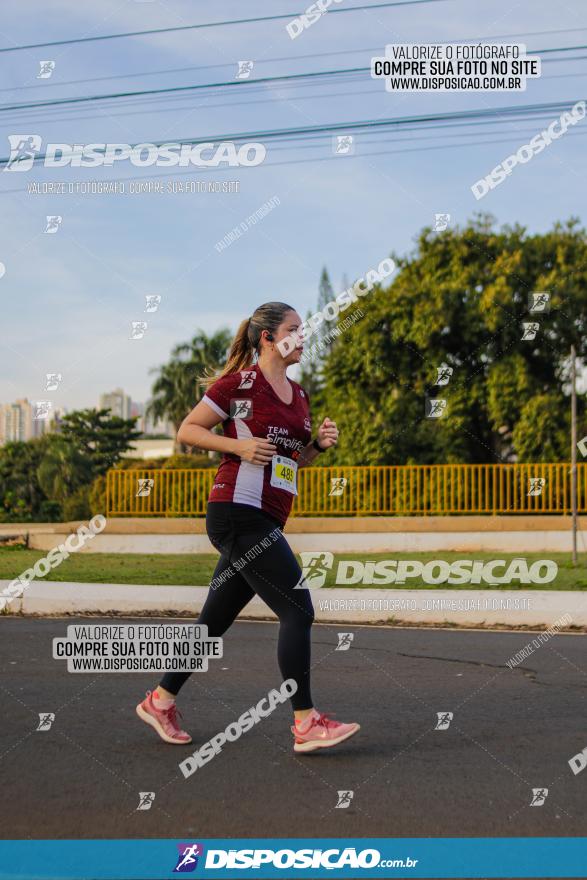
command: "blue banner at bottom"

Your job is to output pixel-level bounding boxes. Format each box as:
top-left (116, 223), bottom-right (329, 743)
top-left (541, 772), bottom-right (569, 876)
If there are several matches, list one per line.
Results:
top-left (0, 838), bottom-right (586, 879)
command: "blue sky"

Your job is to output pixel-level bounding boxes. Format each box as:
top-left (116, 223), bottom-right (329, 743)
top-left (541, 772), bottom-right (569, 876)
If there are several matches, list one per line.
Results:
top-left (0, 0), bottom-right (585, 410)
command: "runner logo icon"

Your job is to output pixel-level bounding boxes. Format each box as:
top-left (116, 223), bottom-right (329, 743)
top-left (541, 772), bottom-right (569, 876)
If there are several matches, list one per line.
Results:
top-left (45, 373), bottom-right (62, 391)
top-left (336, 632), bottom-right (354, 651)
top-left (297, 551), bottom-right (334, 588)
top-left (173, 843), bottom-right (204, 872)
top-left (5, 135), bottom-right (42, 171)
top-left (527, 477), bottom-right (546, 496)
top-left (530, 788), bottom-right (548, 806)
top-left (329, 477), bottom-right (347, 496)
top-left (38, 61), bottom-right (55, 79)
top-left (434, 212), bottom-right (450, 231)
top-left (36, 712), bottom-right (55, 731)
top-left (335, 790), bottom-right (354, 808)
top-left (230, 399), bottom-right (253, 419)
top-left (136, 792), bottom-right (155, 811)
top-left (522, 322), bottom-right (540, 341)
top-left (426, 397), bottom-right (447, 418)
top-left (236, 61), bottom-right (254, 79)
top-left (238, 370), bottom-right (256, 389)
top-left (435, 711), bottom-right (453, 730)
top-left (529, 292), bottom-right (550, 312)
top-left (436, 364), bottom-right (453, 385)
top-left (44, 216), bottom-right (62, 234)
top-left (33, 401), bottom-right (51, 420)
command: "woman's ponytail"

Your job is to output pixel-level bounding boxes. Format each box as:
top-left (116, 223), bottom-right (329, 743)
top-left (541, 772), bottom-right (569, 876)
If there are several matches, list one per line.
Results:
top-left (199, 317), bottom-right (253, 389)
top-left (223, 317), bottom-right (255, 376)
top-left (199, 301), bottom-right (294, 389)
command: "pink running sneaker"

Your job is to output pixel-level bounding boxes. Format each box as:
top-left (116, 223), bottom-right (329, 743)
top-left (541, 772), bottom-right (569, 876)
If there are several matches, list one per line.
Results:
top-left (291, 709), bottom-right (360, 753)
top-left (136, 691), bottom-right (192, 745)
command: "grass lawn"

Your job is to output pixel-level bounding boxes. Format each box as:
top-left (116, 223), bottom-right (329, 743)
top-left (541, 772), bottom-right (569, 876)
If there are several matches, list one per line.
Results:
top-left (1, 547), bottom-right (586, 589)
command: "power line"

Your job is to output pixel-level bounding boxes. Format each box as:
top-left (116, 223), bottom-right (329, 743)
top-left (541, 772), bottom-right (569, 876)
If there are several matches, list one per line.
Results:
top-left (11, 64), bottom-right (583, 128)
top-left (7, 89), bottom-right (581, 133)
top-left (0, 66), bottom-right (365, 113)
top-left (0, 0), bottom-right (447, 54)
top-left (3, 26), bottom-right (586, 94)
top-left (2, 45), bottom-right (584, 115)
top-left (1, 53), bottom-right (582, 129)
top-left (0, 99), bottom-right (580, 169)
top-left (11, 52), bottom-right (584, 125)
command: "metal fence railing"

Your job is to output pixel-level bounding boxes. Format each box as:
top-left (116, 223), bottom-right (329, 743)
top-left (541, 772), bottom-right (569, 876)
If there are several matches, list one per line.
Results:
top-left (106, 463), bottom-right (587, 517)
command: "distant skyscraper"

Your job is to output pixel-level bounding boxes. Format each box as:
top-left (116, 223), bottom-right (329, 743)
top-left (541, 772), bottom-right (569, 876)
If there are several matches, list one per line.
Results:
top-left (99, 388), bottom-right (132, 420)
top-left (141, 404), bottom-right (174, 436)
top-left (0, 399), bottom-right (67, 445)
top-left (130, 401), bottom-right (144, 421)
top-left (0, 399), bottom-right (33, 444)
top-left (46, 407), bottom-right (66, 434)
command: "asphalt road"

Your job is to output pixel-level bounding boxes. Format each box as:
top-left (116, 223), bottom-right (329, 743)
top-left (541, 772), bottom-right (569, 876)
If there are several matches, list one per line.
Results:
top-left (0, 618), bottom-right (585, 843)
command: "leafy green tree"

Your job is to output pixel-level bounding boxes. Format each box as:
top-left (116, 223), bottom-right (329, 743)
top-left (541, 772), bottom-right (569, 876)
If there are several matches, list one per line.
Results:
top-left (37, 436), bottom-right (93, 506)
top-left (298, 307), bottom-right (322, 405)
top-left (317, 268), bottom-right (335, 339)
top-left (60, 408), bottom-right (141, 475)
top-left (299, 267), bottom-right (335, 411)
top-left (0, 438), bottom-right (51, 521)
top-left (318, 216), bottom-right (587, 465)
top-left (148, 329), bottom-right (231, 451)
top-left (62, 486), bottom-right (92, 521)
top-left (162, 453), bottom-right (216, 469)
top-left (513, 394), bottom-right (571, 462)
top-left (89, 474), bottom-right (107, 518)
top-left (0, 409), bottom-right (141, 522)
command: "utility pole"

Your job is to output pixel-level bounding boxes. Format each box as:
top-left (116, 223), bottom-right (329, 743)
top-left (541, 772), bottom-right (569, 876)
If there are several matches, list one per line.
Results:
top-left (571, 345), bottom-right (578, 566)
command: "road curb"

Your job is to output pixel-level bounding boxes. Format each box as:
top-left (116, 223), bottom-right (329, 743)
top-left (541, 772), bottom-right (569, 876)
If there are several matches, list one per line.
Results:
top-left (1, 581), bottom-right (586, 627)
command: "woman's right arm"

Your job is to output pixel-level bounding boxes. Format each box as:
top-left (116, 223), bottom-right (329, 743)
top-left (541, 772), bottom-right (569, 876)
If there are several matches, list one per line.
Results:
top-left (177, 400), bottom-right (277, 465)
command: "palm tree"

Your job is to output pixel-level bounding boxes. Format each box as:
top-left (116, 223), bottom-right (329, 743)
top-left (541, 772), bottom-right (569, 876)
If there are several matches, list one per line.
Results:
top-left (148, 329), bottom-right (231, 452)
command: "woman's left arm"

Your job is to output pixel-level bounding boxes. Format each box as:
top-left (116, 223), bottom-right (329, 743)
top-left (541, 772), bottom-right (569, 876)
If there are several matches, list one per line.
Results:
top-left (297, 418), bottom-right (339, 468)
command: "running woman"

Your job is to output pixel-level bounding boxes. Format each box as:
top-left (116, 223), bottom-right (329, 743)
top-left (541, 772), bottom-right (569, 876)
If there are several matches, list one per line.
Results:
top-left (136, 302), bottom-right (360, 753)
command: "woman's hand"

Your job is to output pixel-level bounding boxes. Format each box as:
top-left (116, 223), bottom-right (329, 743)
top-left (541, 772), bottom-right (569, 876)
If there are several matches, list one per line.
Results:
top-left (316, 418), bottom-right (339, 450)
top-left (234, 437), bottom-right (278, 465)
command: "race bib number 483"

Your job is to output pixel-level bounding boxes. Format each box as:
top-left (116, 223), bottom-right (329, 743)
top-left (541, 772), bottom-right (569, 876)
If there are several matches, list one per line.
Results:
top-left (270, 455), bottom-right (298, 495)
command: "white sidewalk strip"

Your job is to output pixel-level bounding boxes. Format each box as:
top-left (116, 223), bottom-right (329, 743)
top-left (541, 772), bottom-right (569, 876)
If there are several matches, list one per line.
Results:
top-left (23, 530), bottom-right (587, 554)
top-left (1, 580), bottom-right (585, 626)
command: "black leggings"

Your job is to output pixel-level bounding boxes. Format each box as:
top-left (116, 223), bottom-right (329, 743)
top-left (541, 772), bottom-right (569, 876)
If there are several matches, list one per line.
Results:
top-left (159, 502), bottom-right (314, 710)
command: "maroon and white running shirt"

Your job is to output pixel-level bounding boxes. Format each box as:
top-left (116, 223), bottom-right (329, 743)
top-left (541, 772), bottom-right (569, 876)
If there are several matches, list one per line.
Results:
top-left (202, 364), bottom-right (312, 527)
